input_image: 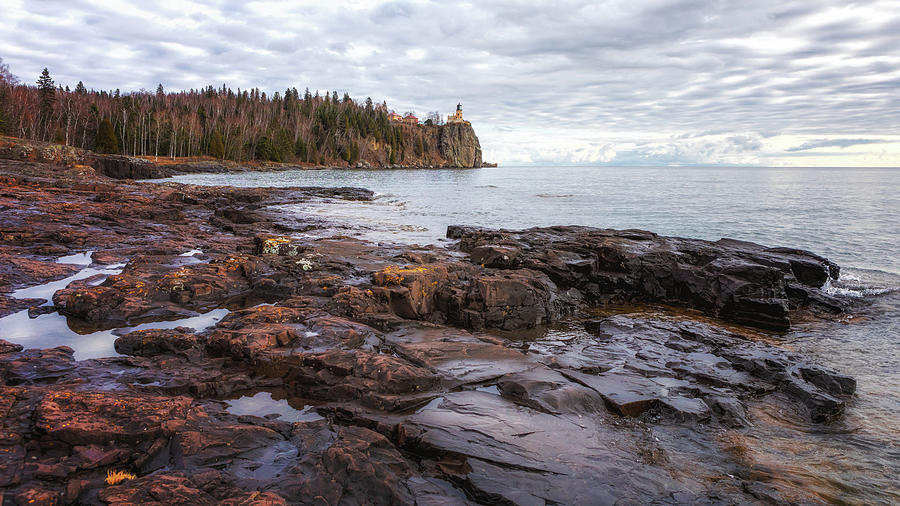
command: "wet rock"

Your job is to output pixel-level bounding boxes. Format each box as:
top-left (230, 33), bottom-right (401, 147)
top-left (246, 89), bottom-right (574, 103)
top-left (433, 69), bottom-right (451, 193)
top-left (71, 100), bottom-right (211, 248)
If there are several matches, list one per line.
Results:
top-left (497, 367), bottom-right (607, 415)
top-left (114, 327), bottom-right (198, 357)
top-left (541, 315), bottom-right (854, 424)
top-left (54, 259), bottom-right (256, 324)
top-left (215, 206), bottom-right (270, 224)
top-left (439, 270), bottom-right (563, 331)
top-left (798, 365), bottom-right (857, 397)
top-left (270, 350), bottom-right (437, 410)
top-left (449, 225), bottom-right (845, 331)
top-left (34, 390), bottom-right (192, 446)
top-left (0, 255), bottom-right (81, 296)
top-left (0, 340), bottom-right (24, 355)
top-left (208, 306), bottom-right (382, 359)
top-left (397, 391), bottom-right (701, 504)
top-left (91, 155), bottom-right (166, 179)
top-left (98, 470), bottom-right (287, 505)
top-left (0, 347), bottom-right (76, 385)
top-left (373, 263), bottom-right (466, 319)
top-left (280, 425), bottom-right (416, 505)
top-left (394, 340), bottom-right (533, 387)
top-left (469, 244), bottom-right (519, 269)
top-left (564, 368), bottom-right (664, 417)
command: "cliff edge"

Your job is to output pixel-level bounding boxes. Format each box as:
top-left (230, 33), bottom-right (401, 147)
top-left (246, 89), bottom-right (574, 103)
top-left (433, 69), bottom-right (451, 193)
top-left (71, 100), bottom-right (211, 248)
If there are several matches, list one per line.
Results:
top-left (438, 122), bottom-right (482, 168)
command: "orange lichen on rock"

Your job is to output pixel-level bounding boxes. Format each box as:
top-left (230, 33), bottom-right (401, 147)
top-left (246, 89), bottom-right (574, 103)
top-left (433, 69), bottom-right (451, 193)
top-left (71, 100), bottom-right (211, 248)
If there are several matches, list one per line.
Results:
top-left (372, 264), bottom-right (434, 286)
top-left (105, 469), bottom-right (136, 485)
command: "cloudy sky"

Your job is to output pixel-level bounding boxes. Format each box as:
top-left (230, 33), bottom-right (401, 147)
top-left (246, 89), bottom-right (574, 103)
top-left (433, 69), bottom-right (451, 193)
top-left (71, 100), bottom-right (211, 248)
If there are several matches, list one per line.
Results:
top-left (3, 0), bottom-right (900, 166)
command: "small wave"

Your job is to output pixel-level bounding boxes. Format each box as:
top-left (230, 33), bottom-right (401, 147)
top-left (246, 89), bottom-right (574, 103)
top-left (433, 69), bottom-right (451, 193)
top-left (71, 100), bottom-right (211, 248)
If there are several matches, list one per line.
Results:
top-left (822, 284), bottom-right (897, 298)
top-left (821, 274), bottom-right (900, 299)
top-left (397, 225), bottom-right (428, 232)
top-left (475, 184), bottom-right (498, 188)
top-left (536, 193), bottom-right (575, 198)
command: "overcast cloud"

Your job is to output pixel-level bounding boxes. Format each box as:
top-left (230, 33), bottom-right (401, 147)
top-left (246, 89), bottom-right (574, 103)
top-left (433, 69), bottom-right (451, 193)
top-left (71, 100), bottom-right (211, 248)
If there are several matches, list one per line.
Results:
top-left (3, 0), bottom-right (900, 166)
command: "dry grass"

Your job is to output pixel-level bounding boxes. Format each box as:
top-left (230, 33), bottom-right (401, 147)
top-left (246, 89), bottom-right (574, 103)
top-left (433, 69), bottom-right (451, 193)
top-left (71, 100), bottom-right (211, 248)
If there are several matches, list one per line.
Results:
top-left (105, 469), bottom-right (136, 485)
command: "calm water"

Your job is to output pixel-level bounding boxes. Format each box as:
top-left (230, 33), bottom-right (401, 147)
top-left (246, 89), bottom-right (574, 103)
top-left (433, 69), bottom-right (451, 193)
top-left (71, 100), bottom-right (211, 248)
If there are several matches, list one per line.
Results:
top-left (160, 166), bottom-right (900, 502)
top-left (163, 166), bottom-right (900, 275)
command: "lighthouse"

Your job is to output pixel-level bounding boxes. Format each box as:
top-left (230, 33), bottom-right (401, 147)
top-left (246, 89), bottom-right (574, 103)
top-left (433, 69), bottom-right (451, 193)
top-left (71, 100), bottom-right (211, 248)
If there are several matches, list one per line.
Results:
top-left (447, 103), bottom-right (466, 124)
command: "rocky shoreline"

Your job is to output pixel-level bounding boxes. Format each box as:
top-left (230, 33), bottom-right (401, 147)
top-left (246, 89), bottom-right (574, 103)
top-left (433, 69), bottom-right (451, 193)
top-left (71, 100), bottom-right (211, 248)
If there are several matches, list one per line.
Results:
top-left (0, 135), bottom-right (492, 182)
top-left (0, 156), bottom-right (859, 504)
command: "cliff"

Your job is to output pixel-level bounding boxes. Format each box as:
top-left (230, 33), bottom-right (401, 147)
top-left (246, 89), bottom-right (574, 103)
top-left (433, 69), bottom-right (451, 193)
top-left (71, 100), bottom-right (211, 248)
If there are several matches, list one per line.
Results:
top-left (0, 124), bottom-right (486, 177)
top-left (438, 122), bottom-right (482, 168)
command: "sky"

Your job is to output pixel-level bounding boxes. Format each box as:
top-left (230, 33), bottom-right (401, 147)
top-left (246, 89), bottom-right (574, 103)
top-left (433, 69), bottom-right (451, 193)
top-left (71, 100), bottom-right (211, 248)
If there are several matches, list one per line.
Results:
top-left (2, 0), bottom-right (900, 166)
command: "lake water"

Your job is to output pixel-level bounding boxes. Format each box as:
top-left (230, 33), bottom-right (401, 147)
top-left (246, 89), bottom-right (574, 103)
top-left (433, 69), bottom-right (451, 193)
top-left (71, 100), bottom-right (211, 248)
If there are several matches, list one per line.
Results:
top-left (159, 166), bottom-right (899, 502)
top-left (162, 166), bottom-right (900, 275)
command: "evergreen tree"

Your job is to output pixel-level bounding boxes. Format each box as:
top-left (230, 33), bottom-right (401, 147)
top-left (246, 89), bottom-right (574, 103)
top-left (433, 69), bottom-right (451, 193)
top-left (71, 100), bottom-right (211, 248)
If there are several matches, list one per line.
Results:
top-left (36, 68), bottom-right (55, 138)
top-left (94, 118), bottom-right (119, 153)
top-left (208, 129), bottom-right (225, 159)
top-left (294, 137), bottom-right (307, 161)
top-left (349, 142), bottom-right (360, 165)
top-left (156, 83), bottom-right (164, 97)
top-left (75, 81), bottom-right (87, 94)
top-left (255, 136), bottom-right (279, 161)
top-left (37, 68), bottom-right (54, 96)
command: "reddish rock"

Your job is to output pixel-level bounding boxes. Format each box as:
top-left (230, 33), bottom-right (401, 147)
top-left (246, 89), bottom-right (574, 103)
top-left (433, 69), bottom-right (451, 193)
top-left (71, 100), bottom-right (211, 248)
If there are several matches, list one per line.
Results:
top-left (98, 471), bottom-right (287, 505)
top-left (114, 327), bottom-right (198, 357)
top-left (0, 254), bottom-right (80, 296)
top-left (0, 340), bottom-right (24, 355)
top-left (34, 390), bottom-right (192, 446)
top-left (0, 347), bottom-right (76, 385)
top-left (284, 426), bottom-right (414, 505)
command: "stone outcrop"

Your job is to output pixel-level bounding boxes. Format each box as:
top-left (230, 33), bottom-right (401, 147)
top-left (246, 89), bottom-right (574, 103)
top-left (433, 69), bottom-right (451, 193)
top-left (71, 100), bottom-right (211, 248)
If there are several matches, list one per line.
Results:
top-left (448, 225), bottom-right (843, 331)
top-left (90, 155), bottom-right (169, 179)
top-left (438, 122), bottom-right (482, 168)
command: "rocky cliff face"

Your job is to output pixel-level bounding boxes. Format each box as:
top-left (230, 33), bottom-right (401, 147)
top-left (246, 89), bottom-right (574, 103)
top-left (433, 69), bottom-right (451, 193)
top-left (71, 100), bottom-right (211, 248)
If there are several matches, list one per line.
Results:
top-left (438, 122), bottom-right (482, 168)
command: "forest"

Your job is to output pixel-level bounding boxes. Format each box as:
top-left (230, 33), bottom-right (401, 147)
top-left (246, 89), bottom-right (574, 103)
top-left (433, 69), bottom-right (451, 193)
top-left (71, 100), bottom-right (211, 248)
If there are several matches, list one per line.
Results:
top-left (0, 60), bottom-right (447, 166)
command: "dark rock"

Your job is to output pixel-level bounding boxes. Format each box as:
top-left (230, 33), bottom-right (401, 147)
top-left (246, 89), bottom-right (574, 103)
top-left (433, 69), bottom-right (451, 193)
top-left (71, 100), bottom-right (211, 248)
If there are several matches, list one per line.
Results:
top-left (91, 155), bottom-right (166, 179)
top-left (114, 327), bottom-right (198, 356)
top-left (0, 347), bottom-right (76, 385)
top-left (497, 367), bottom-right (607, 415)
top-left (448, 225), bottom-right (845, 331)
top-left (0, 340), bottom-right (24, 355)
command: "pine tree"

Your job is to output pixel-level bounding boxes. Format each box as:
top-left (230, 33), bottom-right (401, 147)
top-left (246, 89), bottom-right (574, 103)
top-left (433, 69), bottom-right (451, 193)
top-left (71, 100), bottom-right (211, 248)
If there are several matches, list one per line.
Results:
top-left (95, 118), bottom-right (119, 153)
top-left (36, 68), bottom-right (55, 139)
top-left (208, 129), bottom-right (225, 159)
top-left (75, 81), bottom-right (87, 94)
top-left (295, 137), bottom-right (307, 162)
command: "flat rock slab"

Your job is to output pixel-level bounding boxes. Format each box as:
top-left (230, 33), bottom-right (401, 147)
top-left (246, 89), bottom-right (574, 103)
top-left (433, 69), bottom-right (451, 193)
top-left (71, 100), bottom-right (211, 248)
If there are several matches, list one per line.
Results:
top-left (563, 368), bottom-right (667, 417)
top-left (402, 391), bottom-right (703, 504)
top-left (394, 341), bottom-right (534, 386)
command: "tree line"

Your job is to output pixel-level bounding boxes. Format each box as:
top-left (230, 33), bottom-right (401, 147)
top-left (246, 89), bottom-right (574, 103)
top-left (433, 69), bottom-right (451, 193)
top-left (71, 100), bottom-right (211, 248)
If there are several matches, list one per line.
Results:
top-left (0, 60), bottom-right (447, 166)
